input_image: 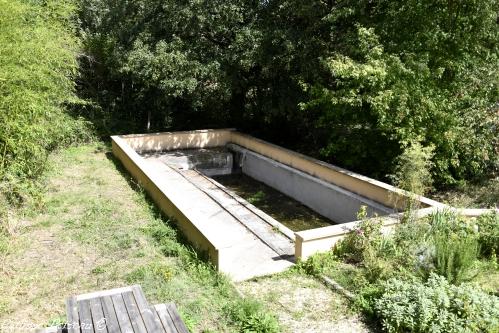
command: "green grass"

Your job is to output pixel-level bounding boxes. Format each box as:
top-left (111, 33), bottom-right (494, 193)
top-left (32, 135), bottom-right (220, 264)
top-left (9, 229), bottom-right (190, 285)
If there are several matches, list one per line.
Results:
top-left (0, 143), bottom-right (280, 332)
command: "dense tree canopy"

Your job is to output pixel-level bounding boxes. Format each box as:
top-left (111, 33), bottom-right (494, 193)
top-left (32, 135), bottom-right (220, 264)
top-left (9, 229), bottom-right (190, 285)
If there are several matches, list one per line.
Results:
top-left (79, 0), bottom-right (498, 185)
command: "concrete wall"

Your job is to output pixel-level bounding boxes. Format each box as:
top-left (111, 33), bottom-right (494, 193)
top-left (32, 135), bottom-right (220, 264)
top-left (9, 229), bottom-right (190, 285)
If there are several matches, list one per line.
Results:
top-left (122, 128), bottom-right (234, 153)
top-left (229, 144), bottom-right (393, 223)
top-left (229, 132), bottom-right (444, 211)
top-left (111, 135), bottom-right (221, 267)
top-left (294, 207), bottom-right (498, 259)
top-left (112, 129), bottom-right (453, 263)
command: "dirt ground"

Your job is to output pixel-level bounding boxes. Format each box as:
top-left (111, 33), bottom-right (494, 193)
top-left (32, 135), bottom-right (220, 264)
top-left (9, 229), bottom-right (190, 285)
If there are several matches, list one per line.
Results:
top-left (237, 274), bottom-right (373, 333)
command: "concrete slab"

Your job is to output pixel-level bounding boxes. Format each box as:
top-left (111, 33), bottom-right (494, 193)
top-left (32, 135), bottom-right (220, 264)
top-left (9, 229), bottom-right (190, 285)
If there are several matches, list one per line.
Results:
top-left (142, 148), bottom-right (233, 176)
top-left (142, 155), bottom-right (294, 281)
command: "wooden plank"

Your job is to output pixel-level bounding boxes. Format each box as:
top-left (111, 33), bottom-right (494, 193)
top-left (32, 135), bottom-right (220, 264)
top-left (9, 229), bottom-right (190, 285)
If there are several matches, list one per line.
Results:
top-left (154, 304), bottom-right (177, 333)
top-left (76, 286), bottom-right (134, 301)
top-left (131, 286), bottom-right (163, 332)
top-left (121, 291), bottom-right (148, 333)
top-left (65, 296), bottom-right (80, 333)
top-left (78, 299), bottom-right (94, 333)
top-left (101, 296), bottom-right (121, 333)
top-left (89, 297), bottom-right (107, 332)
top-left (165, 303), bottom-right (189, 333)
top-left (111, 293), bottom-right (135, 333)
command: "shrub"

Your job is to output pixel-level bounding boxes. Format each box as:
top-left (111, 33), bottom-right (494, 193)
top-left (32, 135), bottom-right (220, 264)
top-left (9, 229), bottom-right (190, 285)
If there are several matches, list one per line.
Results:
top-left (333, 206), bottom-right (384, 263)
top-left (433, 232), bottom-right (479, 284)
top-left (225, 298), bottom-right (280, 333)
top-left (475, 212), bottom-right (499, 258)
top-left (0, 0), bottom-right (91, 202)
top-left (375, 274), bottom-right (499, 333)
top-left (425, 211), bottom-right (480, 284)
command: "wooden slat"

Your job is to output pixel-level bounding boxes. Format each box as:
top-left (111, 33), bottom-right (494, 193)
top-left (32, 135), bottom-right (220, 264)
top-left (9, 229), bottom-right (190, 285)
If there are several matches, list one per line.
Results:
top-left (76, 286), bottom-right (134, 301)
top-left (111, 293), bottom-right (135, 333)
top-left (65, 296), bottom-right (80, 333)
top-left (101, 296), bottom-right (121, 333)
top-left (121, 291), bottom-right (148, 333)
top-left (165, 303), bottom-right (189, 333)
top-left (78, 299), bottom-right (94, 333)
top-left (89, 297), bottom-right (107, 332)
top-left (131, 286), bottom-right (163, 332)
top-left (154, 304), bottom-right (177, 333)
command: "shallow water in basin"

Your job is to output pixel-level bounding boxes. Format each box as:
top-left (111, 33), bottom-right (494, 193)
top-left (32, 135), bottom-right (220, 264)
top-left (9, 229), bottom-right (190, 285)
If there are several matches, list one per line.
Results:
top-left (212, 173), bottom-right (335, 231)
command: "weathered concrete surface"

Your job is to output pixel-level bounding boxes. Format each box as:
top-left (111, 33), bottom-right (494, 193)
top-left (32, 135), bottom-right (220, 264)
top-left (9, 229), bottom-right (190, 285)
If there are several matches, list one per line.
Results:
top-left (113, 129), bottom-right (449, 266)
top-left (229, 144), bottom-right (393, 224)
top-left (142, 148), bottom-right (233, 176)
top-left (180, 169), bottom-right (294, 257)
top-left (230, 131), bottom-right (445, 210)
top-left (114, 137), bottom-right (293, 280)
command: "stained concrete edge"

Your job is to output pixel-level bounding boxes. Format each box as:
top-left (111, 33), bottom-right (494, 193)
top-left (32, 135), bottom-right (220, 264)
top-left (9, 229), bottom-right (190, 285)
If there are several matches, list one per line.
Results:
top-left (229, 131), bottom-right (446, 210)
top-left (294, 207), bottom-right (499, 259)
top-left (111, 136), bottom-right (222, 266)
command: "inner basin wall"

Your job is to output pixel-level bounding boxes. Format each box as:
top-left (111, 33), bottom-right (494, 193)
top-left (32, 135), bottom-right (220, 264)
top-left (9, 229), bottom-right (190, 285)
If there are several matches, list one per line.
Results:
top-left (229, 144), bottom-right (394, 223)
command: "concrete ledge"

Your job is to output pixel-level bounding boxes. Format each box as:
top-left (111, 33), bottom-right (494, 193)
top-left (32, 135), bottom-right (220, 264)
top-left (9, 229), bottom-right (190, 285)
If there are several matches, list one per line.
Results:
top-left (111, 135), bottom-right (221, 266)
top-left (230, 131), bottom-right (445, 211)
top-left (111, 129), bottom-right (463, 265)
top-left (122, 128), bottom-right (235, 153)
top-left (294, 207), bottom-right (498, 260)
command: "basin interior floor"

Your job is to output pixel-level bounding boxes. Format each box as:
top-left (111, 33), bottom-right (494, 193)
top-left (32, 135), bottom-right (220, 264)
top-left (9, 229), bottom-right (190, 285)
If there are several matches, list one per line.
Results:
top-left (212, 173), bottom-right (335, 231)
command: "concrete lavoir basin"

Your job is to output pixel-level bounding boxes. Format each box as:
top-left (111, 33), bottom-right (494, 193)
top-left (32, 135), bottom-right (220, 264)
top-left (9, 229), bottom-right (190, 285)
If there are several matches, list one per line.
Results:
top-left (111, 129), bottom-right (446, 280)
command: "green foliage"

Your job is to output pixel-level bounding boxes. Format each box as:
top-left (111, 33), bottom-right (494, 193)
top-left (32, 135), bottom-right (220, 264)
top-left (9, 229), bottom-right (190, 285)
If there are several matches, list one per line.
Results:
top-left (433, 233), bottom-right (479, 285)
top-left (225, 298), bottom-right (281, 333)
top-left (296, 250), bottom-right (338, 276)
top-left (391, 142), bottom-right (434, 217)
top-left (428, 211), bottom-right (480, 284)
top-left (375, 274), bottom-right (499, 333)
top-left (333, 206), bottom-right (384, 263)
top-left (475, 212), bottom-right (499, 258)
top-left (79, 0), bottom-right (498, 186)
top-left (303, 0), bottom-right (498, 185)
top-left (354, 283), bottom-right (384, 318)
top-left (0, 0), bottom-right (91, 202)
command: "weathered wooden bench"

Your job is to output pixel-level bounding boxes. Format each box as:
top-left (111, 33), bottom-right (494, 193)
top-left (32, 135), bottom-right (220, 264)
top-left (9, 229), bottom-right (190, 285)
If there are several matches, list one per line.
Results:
top-left (37, 285), bottom-right (189, 333)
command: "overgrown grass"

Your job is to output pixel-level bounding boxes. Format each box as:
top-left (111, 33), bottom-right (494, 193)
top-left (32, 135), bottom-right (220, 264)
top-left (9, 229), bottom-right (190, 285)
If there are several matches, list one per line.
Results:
top-left (0, 143), bottom-right (280, 332)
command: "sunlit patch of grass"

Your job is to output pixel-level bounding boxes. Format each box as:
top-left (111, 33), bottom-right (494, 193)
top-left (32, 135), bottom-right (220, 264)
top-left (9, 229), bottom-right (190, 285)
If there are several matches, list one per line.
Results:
top-left (0, 143), bottom-right (282, 332)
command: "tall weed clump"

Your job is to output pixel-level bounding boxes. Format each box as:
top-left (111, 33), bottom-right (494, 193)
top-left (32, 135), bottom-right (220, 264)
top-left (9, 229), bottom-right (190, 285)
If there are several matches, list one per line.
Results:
top-left (390, 141), bottom-right (434, 219)
top-left (0, 0), bottom-right (91, 204)
top-left (429, 211), bottom-right (480, 284)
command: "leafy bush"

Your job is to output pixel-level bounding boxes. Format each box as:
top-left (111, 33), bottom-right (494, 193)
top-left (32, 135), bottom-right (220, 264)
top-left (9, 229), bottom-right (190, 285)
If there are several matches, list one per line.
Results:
top-left (428, 211), bottom-right (480, 284)
top-left (0, 0), bottom-right (91, 202)
top-left (333, 206), bottom-right (384, 263)
top-left (433, 233), bottom-right (479, 284)
top-left (225, 298), bottom-right (280, 333)
top-left (79, 0), bottom-right (498, 185)
top-left (375, 274), bottom-right (499, 333)
top-left (475, 212), bottom-right (499, 258)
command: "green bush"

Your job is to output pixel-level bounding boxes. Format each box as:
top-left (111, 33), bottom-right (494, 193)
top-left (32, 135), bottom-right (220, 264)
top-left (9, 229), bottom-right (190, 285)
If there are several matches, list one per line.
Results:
top-left (428, 211), bottom-right (480, 284)
top-left (433, 232), bottom-right (479, 284)
top-left (333, 206), bottom-right (384, 263)
top-left (225, 298), bottom-right (280, 333)
top-left (375, 274), bottom-right (499, 333)
top-left (475, 212), bottom-right (499, 258)
top-left (0, 0), bottom-right (91, 202)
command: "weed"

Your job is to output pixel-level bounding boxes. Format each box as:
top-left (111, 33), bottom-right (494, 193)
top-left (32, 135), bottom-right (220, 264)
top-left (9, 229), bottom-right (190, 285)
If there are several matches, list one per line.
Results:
top-left (225, 298), bottom-right (280, 333)
top-left (433, 232), bottom-right (479, 284)
top-left (333, 206), bottom-right (384, 263)
top-left (248, 190), bottom-right (266, 204)
top-left (475, 212), bottom-right (499, 258)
